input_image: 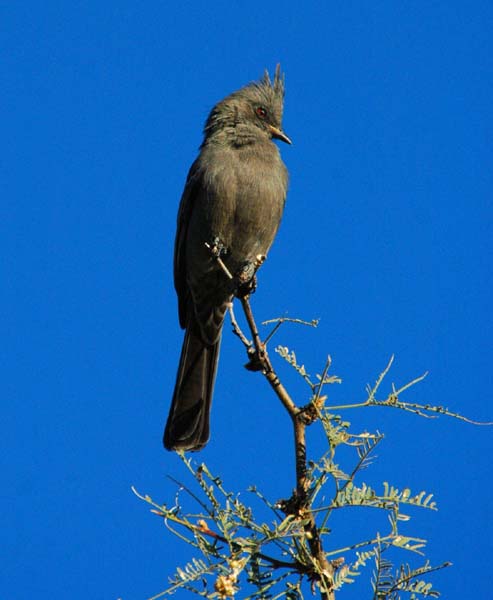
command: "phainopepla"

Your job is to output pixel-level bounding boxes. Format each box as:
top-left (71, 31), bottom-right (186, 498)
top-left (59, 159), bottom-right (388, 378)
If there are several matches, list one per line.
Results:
top-left (164, 65), bottom-right (291, 451)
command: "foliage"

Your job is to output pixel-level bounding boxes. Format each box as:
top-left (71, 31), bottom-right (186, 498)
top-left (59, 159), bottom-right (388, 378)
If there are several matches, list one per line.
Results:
top-left (132, 313), bottom-right (477, 598)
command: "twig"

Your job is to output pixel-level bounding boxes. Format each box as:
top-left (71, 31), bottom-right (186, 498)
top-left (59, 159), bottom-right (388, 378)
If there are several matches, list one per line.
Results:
top-left (262, 316), bottom-right (319, 345)
top-left (239, 295), bottom-right (265, 361)
top-left (314, 356), bottom-right (333, 403)
top-left (238, 295), bottom-right (298, 417)
top-left (228, 303), bottom-right (251, 347)
top-left (132, 485), bottom-right (302, 572)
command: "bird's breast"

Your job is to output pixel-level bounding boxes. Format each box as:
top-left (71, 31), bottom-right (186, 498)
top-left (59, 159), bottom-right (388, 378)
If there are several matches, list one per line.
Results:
top-left (202, 145), bottom-right (288, 265)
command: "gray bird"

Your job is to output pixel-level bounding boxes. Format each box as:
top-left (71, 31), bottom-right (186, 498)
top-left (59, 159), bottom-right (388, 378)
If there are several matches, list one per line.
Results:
top-left (164, 66), bottom-right (291, 451)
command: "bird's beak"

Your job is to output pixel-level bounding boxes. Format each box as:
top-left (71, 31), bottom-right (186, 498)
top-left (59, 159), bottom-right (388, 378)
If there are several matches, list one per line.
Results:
top-left (268, 125), bottom-right (292, 145)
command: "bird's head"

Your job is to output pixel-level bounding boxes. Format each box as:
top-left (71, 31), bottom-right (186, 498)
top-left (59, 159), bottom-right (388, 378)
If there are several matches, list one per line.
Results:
top-left (203, 65), bottom-right (291, 147)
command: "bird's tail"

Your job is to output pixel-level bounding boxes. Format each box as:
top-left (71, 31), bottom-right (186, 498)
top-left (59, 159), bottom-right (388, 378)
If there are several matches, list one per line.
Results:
top-left (164, 321), bottom-right (221, 451)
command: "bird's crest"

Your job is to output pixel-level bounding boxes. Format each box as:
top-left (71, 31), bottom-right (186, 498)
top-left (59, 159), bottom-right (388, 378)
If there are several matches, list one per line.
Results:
top-left (261, 64), bottom-right (285, 99)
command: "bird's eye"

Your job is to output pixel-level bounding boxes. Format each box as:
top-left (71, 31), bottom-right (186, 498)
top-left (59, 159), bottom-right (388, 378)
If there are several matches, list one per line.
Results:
top-left (255, 106), bottom-right (267, 119)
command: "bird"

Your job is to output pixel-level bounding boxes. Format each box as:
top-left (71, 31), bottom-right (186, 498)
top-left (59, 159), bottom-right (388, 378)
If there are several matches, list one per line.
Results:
top-left (164, 65), bottom-right (291, 451)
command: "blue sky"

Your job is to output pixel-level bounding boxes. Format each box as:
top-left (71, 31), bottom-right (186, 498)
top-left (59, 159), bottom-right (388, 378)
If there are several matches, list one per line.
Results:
top-left (2, 2), bottom-right (492, 599)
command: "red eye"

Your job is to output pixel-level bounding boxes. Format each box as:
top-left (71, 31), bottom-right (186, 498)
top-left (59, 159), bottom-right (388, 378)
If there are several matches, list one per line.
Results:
top-left (255, 106), bottom-right (267, 119)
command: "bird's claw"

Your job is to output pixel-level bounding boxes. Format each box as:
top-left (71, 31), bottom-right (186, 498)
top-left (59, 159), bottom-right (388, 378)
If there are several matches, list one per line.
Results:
top-left (234, 260), bottom-right (259, 297)
top-left (206, 236), bottom-right (228, 258)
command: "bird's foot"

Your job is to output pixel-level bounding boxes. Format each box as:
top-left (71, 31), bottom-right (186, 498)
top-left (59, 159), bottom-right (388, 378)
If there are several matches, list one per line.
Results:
top-left (207, 236), bottom-right (228, 258)
top-left (234, 262), bottom-right (257, 297)
top-left (205, 237), bottom-right (234, 281)
top-left (233, 255), bottom-right (265, 297)
top-left (254, 254), bottom-right (266, 268)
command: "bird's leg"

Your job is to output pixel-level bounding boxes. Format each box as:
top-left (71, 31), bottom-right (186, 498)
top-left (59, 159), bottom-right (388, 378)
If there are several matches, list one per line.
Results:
top-left (208, 236), bottom-right (228, 258)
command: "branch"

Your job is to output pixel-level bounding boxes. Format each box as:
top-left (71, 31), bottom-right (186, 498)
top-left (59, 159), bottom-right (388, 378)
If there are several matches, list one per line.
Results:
top-left (234, 290), bottom-right (335, 599)
top-left (205, 239), bottom-right (336, 597)
top-left (132, 486), bottom-right (302, 572)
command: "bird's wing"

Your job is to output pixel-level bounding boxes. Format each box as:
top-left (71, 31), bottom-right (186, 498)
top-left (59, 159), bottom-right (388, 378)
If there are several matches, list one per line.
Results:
top-left (174, 159), bottom-right (202, 329)
top-left (174, 154), bottom-right (232, 346)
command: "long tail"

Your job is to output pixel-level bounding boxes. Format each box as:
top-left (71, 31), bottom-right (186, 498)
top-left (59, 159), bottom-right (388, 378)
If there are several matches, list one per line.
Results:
top-left (164, 321), bottom-right (221, 451)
